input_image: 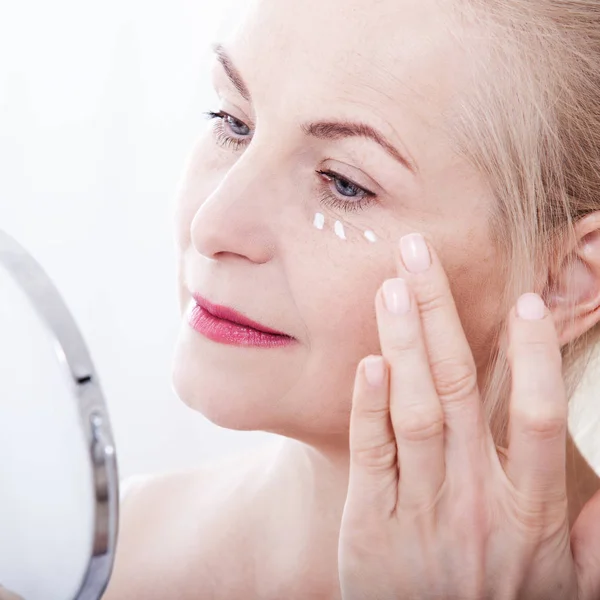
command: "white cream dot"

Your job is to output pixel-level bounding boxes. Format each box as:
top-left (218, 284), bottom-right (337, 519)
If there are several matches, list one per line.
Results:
top-left (334, 221), bottom-right (346, 240)
top-left (313, 212), bottom-right (325, 230)
top-left (364, 230), bottom-right (377, 242)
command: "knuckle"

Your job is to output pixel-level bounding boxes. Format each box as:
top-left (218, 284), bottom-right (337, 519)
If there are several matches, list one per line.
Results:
top-left (430, 358), bottom-right (478, 403)
top-left (511, 498), bottom-right (554, 538)
top-left (395, 405), bottom-right (444, 442)
top-left (351, 438), bottom-right (397, 471)
top-left (386, 328), bottom-right (421, 356)
top-left (512, 406), bottom-right (567, 440)
top-left (354, 401), bottom-right (390, 423)
top-left (415, 279), bottom-right (446, 315)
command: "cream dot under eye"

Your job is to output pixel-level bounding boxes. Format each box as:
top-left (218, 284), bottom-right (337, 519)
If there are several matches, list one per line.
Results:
top-left (311, 212), bottom-right (380, 244)
top-left (334, 221), bottom-right (346, 240)
top-left (313, 212), bottom-right (325, 230)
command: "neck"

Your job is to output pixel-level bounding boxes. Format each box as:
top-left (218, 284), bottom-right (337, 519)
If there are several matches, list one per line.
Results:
top-left (247, 436), bottom-right (350, 599)
top-left (251, 429), bottom-right (352, 500)
top-left (261, 435), bottom-right (352, 529)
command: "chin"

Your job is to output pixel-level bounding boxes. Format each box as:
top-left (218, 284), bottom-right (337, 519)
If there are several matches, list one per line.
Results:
top-left (171, 364), bottom-right (268, 431)
top-left (170, 320), bottom-right (308, 431)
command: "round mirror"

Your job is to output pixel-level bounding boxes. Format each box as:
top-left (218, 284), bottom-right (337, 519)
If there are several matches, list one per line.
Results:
top-left (0, 229), bottom-right (119, 600)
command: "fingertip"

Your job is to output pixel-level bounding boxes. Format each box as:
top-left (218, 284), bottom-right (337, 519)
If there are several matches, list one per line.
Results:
top-left (516, 292), bottom-right (546, 321)
top-left (506, 293), bottom-right (552, 360)
top-left (363, 354), bottom-right (386, 387)
top-left (507, 292), bottom-right (560, 352)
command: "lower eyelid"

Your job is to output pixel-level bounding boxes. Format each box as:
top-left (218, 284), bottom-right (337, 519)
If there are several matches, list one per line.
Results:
top-left (213, 120), bottom-right (247, 149)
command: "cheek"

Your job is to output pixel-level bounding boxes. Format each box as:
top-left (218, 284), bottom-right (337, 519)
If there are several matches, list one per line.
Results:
top-left (285, 251), bottom-right (393, 433)
top-left (295, 246), bottom-right (394, 360)
top-left (446, 244), bottom-right (505, 370)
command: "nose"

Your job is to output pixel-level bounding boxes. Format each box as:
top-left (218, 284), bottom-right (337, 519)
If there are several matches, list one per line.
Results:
top-left (190, 148), bottom-right (279, 265)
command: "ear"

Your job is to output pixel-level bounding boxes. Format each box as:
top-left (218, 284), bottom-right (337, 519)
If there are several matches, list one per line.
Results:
top-left (544, 212), bottom-right (600, 347)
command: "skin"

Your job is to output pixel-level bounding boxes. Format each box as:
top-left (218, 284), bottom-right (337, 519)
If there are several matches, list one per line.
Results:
top-left (338, 238), bottom-right (600, 599)
top-left (0, 586), bottom-right (24, 600)
top-left (102, 0), bottom-right (600, 597)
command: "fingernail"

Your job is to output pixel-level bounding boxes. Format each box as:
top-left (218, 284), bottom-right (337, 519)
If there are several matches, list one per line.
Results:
top-left (364, 355), bottom-right (385, 386)
top-left (383, 278), bottom-right (410, 314)
top-left (400, 233), bottom-right (431, 273)
top-left (516, 293), bottom-right (545, 320)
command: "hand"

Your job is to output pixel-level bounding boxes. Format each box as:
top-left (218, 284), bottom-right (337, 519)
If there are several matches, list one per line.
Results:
top-left (338, 233), bottom-right (600, 600)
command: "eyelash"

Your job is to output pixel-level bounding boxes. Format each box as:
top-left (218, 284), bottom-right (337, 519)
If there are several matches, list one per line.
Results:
top-left (202, 110), bottom-right (377, 213)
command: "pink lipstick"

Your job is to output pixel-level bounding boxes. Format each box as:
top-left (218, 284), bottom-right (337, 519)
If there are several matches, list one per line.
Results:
top-left (188, 294), bottom-right (295, 348)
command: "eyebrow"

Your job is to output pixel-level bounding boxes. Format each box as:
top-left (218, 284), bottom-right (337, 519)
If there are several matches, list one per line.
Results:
top-left (210, 43), bottom-right (417, 174)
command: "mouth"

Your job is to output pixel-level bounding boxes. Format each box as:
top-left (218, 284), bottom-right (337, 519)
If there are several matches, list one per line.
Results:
top-left (191, 293), bottom-right (292, 338)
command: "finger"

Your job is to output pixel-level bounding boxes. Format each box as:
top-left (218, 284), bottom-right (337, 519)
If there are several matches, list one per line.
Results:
top-left (376, 277), bottom-right (445, 509)
top-left (505, 293), bottom-right (568, 505)
top-left (397, 233), bottom-right (489, 463)
top-left (347, 354), bottom-right (398, 517)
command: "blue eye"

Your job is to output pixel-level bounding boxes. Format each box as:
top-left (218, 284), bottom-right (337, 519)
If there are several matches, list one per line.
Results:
top-left (202, 110), bottom-right (378, 213)
top-left (203, 110), bottom-right (250, 150)
top-left (316, 170), bottom-right (377, 213)
top-left (225, 114), bottom-right (250, 136)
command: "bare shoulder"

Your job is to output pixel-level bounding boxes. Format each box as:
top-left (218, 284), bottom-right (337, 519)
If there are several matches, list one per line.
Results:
top-left (101, 446), bottom-right (274, 600)
top-left (100, 468), bottom-right (208, 600)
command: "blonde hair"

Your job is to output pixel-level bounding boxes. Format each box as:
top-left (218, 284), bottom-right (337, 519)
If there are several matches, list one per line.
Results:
top-left (445, 0), bottom-right (600, 445)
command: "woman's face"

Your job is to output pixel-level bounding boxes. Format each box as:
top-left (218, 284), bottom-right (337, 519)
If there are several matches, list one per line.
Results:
top-left (172, 0), bottom-right (503, 446)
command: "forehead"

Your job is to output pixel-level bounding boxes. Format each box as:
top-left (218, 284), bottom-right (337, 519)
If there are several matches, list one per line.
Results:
top-left (221, 0), bottom-right (472, 160)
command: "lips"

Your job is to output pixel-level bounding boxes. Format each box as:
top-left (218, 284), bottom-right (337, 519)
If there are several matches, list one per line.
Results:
top-left (191, 293), bottom-right (291, 337)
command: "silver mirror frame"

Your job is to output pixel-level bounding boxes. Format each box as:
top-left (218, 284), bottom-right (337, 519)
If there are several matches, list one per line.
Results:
top-left (0, 229), bottom-right (119, 600)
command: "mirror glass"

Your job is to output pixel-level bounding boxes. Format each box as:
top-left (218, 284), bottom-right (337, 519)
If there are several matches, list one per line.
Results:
top-left (0, 231), bottom-right (118, 600)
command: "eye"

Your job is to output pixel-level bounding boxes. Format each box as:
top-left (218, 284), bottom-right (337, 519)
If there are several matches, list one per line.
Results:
top-left (203, 110), bottom-right (252, 150)
top-left (202, 110), bottom-right (378, 214)
top-left (316, 170), bottom-right (377, 213)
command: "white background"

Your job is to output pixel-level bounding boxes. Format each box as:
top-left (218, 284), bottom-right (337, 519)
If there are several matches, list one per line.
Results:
top-left (0, 0), bottom-right (273, 480)
top-left (1, 0), bottom-right (598, 482)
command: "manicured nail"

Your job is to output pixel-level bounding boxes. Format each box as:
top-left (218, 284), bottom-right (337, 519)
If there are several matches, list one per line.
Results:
top-left (400, 233), bottom-right (431, 273)
top-left (364, 355), bottom-right (385, 386)
top-left (516, 293), bottom-right (545, 320)
top-left (382, 278), bottom-right (410, 314)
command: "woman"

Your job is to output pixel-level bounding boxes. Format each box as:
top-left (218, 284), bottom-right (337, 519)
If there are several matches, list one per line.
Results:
top-left (103, 0), bottom-right (600, 597)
